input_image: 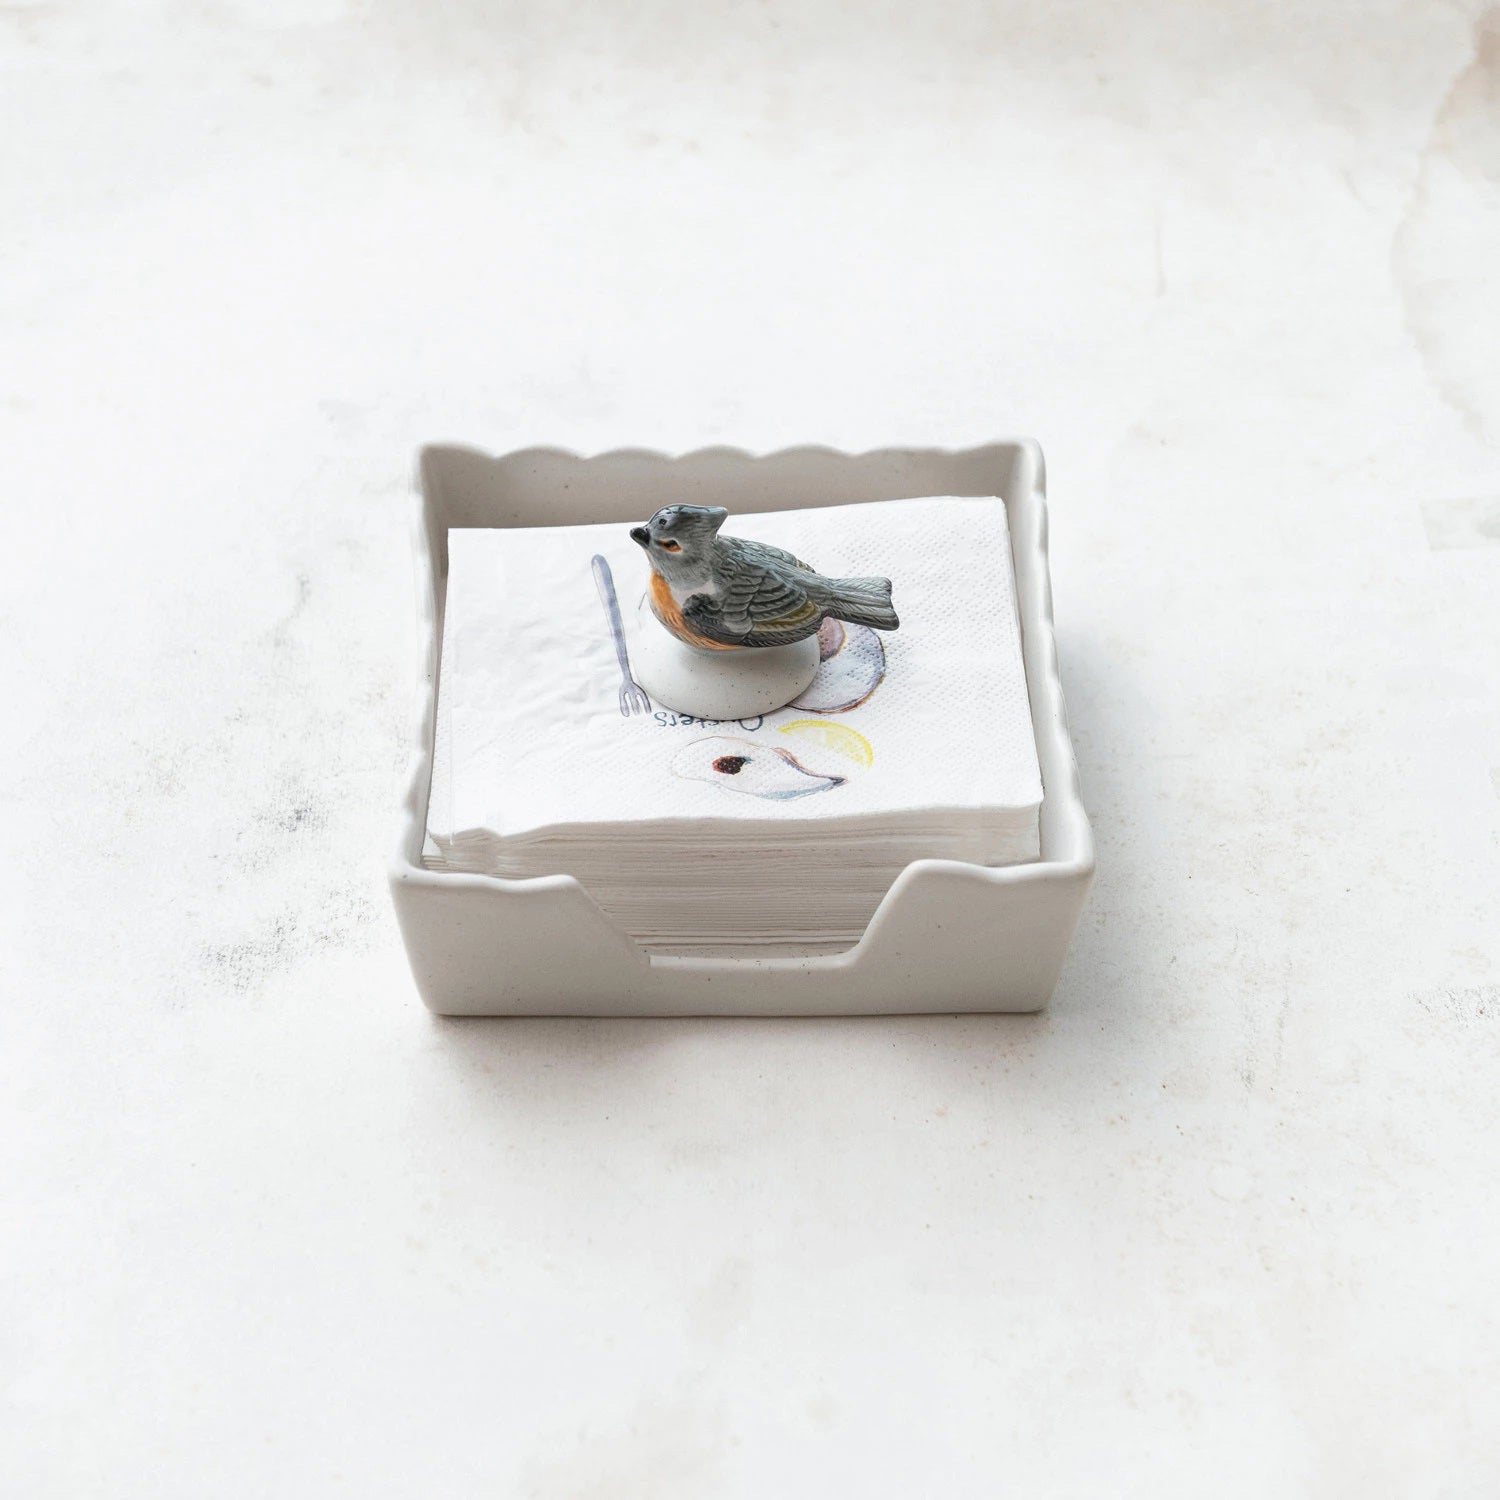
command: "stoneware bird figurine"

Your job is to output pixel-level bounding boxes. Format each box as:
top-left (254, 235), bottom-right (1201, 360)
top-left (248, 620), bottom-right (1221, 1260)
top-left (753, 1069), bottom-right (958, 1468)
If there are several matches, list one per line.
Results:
top-left (629, 505), bottom-right (899, 652)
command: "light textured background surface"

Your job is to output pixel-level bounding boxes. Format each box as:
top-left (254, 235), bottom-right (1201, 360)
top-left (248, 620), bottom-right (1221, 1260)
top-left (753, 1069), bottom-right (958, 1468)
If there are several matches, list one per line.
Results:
top-left (4, 2), bottom-right (1499, 1494)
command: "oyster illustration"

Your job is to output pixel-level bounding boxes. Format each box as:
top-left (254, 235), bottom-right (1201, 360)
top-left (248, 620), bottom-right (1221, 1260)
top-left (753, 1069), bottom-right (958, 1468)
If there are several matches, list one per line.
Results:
top-left (670, 735), bottom-right (844, 800)
top-left (790, 619), bottom-right (887, 713)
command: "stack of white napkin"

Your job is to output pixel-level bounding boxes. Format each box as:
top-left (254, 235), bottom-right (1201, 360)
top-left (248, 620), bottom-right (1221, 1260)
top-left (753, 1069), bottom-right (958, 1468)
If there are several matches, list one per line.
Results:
top-left (424, 496), bottom-right (1042, 954)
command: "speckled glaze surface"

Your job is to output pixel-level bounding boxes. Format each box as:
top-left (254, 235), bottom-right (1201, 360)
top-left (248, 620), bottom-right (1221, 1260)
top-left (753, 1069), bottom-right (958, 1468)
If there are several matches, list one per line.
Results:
top-left (390, 442), bottom-right (1093, 1015)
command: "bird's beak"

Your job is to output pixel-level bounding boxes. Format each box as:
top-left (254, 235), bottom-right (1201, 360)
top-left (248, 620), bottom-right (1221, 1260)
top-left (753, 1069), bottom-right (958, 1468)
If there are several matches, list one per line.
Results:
top-left (629, 526), bottom-right (650, 547)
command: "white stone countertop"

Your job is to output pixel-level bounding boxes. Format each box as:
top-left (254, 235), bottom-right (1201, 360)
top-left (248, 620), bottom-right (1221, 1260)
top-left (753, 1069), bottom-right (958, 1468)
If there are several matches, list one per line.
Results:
top-left (4, 2), bottom-right (1498, 1494)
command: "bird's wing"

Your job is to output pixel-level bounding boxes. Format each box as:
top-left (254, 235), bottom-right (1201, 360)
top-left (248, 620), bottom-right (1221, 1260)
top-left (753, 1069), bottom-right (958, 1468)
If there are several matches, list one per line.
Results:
top-left (684, 559), bottom-right (822, 647)
top-left (737, 537), bottom-right (807, 570)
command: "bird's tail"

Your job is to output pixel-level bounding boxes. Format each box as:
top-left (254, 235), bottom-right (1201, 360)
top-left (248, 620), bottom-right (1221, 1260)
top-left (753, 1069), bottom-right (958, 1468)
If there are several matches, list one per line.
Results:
top-left (819, 575), bottom-right (899, 632)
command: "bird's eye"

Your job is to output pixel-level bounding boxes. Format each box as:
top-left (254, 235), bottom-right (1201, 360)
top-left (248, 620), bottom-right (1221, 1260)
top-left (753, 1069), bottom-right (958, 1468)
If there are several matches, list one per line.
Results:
top-left (660, 540), bottom-right (681, 552)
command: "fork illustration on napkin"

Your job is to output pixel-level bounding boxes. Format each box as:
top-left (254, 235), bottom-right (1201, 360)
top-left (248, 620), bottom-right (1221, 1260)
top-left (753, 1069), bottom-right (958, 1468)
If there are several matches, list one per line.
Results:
top-left (591, 555), bottom-right (652, 717)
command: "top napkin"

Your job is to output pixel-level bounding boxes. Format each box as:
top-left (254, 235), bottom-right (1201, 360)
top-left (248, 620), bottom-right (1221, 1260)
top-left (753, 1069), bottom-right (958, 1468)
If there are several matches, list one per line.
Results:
top-left (432, 496), bottom-right (1042, 841)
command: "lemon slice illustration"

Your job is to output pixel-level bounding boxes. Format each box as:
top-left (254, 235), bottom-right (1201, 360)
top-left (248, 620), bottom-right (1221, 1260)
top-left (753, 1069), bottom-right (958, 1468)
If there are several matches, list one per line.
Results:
top-left (777, 719), bottom-right (874, 768)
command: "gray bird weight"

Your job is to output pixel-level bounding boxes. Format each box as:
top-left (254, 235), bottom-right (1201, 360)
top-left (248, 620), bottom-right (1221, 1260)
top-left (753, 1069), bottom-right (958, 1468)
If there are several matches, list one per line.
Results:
top-left (629, 505), bottom-right (899, 652)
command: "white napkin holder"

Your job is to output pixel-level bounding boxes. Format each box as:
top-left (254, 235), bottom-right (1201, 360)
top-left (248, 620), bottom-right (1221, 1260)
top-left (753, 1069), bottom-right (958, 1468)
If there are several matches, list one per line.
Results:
top-left (390, 443), bottom-right (1094, 1016)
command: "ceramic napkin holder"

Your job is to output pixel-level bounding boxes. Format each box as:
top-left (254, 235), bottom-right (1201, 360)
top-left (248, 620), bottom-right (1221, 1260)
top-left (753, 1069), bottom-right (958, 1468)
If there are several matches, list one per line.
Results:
top-left (390, 443), bottom-right (1094, 1016)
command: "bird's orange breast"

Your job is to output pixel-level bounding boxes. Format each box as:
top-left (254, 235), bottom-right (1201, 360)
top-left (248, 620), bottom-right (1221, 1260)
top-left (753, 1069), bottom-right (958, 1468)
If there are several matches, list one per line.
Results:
top-left (649, 573), bottom-right (741, 650)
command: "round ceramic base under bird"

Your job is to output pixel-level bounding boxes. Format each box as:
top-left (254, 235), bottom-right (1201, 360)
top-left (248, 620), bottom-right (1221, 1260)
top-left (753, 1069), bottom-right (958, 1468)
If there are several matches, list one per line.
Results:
top-left (631, 593), bottom-right (821, 718)
top-left (628, 505), bottom-right (899, 718)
